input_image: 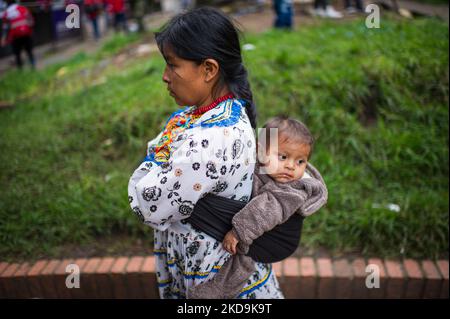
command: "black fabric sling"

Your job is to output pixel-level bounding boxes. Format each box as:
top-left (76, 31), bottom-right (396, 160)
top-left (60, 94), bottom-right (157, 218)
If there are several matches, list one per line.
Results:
top-left (186, 193), bottom-right (303, 263)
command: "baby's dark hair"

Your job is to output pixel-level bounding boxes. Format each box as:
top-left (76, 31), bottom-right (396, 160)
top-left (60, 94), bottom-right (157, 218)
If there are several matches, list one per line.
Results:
top-left (259, 116), bottom-right (315, 158)
top-left (154, 7), bottom-right (257, 129)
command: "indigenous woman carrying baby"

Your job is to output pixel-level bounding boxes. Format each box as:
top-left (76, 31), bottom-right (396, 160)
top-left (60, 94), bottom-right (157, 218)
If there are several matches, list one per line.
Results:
top-left (128, 7), bottom-right (327, 299)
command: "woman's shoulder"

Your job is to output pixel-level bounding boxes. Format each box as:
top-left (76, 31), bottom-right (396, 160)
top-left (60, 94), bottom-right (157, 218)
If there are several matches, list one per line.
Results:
top-left (196, 98), bottom-right (251, 130)
top-left (191, 99), bottom-right (255, 154)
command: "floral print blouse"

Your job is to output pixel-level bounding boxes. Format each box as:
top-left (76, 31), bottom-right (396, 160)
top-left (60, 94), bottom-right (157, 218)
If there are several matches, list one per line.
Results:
top-left (128, 98), bottom-right (257, 231)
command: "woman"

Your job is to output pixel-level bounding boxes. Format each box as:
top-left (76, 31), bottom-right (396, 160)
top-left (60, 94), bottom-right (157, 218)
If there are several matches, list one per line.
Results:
top-left (127, 7), bottom-right (284, 299)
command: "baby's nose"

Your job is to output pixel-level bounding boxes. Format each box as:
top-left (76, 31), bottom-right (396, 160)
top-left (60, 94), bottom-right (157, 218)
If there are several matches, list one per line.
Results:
top-left (285, 162), bottom-right (295, 170)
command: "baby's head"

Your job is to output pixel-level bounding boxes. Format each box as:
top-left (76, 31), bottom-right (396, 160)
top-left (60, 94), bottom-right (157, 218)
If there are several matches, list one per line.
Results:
top-left (257, 116), bottom-right (314, 183)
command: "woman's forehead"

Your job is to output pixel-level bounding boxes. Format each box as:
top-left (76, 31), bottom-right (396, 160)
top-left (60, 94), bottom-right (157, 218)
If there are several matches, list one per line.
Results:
top-left (163, 45), bottom-right (186, 62)
top-left (162, 46), bottom-right (176, 60)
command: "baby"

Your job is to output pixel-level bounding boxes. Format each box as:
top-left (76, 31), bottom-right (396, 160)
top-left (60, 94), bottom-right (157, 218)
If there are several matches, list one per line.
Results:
top-left (223, 115), bottom-right (314, 255)
top-left (188, 116), bottom-right (328, 299)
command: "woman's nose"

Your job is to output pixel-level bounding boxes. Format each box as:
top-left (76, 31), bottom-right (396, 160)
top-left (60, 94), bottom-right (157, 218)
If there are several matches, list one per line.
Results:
top-left (162, 66), bottom-right (170, 83)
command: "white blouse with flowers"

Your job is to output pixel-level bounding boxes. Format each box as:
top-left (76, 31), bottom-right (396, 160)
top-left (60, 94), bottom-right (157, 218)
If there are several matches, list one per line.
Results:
top-left (128, 98), bottom-right (285, 299)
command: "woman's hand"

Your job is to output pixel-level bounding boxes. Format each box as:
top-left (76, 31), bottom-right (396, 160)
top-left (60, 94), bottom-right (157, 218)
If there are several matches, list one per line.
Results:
top-left (222, 230), bottom-right (239, 255)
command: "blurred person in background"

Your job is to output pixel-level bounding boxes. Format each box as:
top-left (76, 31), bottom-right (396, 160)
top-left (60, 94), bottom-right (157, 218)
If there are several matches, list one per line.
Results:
top-left (344, 0), bottom-right (364, 14)
top-left (273, 0), bottom-right (294, 29)
top-left (0, 0), bottom-right (35, 69)
top-left (181, 0), bottom-right (195, 11)
top-left (106, 0), bottom-right (128, 33)
top-left (255, 0), bottom-right (265, 12)
top-left (312, 0), bottom-right (342, 18)
top-left (0, 0), bottom-right (7, 14)
top-left (84, 0), bottom-right (103, 40)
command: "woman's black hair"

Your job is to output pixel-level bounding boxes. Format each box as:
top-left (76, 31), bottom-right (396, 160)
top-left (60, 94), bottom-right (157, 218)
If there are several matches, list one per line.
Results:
top-left (154, 7), bottom-right (257, 129)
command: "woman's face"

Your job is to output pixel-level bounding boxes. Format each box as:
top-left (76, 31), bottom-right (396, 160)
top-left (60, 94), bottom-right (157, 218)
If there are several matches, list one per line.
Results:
top-left (161, 47), bottom-right (212, 107)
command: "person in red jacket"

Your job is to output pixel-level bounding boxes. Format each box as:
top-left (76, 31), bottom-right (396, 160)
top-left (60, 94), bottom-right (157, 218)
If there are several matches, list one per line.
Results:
top-left (1, 0), bottom-right (35, 69)
top-left (84, 0), bottom-right (103, 40)
top-left (106, 0), bottom-right (127, 33)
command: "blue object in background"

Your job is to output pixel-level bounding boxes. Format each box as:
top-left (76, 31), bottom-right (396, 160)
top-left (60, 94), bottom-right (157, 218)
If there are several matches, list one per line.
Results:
top-left (273, 0), bottom-right (294, 29)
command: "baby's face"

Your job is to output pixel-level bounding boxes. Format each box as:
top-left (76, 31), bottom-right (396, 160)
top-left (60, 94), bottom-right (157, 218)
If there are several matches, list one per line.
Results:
top-left (259, 138), bottom-right (310, 183)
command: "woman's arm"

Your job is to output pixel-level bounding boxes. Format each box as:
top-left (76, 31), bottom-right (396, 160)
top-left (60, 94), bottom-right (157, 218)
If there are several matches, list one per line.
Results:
top-left (128, 126), bottom-right (231, 231)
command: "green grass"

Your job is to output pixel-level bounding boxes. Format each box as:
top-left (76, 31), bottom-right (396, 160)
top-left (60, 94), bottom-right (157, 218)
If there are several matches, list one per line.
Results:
top-left (0, 16), bottom-right (448, 261)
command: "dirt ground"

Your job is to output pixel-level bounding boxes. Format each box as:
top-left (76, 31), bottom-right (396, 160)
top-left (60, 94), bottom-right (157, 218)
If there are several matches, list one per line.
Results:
top-left (1, 0), bottom-right (447, 74)
top-left (0, 3), bottom-right (367, 74)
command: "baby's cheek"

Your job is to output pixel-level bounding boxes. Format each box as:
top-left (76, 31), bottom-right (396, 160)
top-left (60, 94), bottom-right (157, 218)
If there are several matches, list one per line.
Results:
top-left (298, 165), bottom-right (307, 178)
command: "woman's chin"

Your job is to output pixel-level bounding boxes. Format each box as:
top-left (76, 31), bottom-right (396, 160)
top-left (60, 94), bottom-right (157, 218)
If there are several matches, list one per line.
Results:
top-left (171, 96), bottom-right (181, 105)
top-left (173, 98), bottom-right (190, 107)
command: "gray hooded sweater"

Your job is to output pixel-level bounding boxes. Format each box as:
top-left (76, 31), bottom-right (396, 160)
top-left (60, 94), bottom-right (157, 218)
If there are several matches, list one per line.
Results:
top-left (187, 162), bottom-right (328, 299)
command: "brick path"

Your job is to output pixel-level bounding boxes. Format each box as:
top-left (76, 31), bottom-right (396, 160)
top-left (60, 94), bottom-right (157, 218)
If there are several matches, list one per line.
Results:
top-left (0, 255), bottom-right (447, 298)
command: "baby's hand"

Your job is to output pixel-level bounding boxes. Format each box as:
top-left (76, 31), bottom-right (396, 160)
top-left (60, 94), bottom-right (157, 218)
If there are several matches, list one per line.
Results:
top-left (222, 230), bottom-right (239, 255)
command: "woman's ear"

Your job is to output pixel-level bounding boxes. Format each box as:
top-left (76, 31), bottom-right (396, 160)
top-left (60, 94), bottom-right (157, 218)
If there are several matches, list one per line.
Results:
top-left (203, 58), bottom-right (220, 82)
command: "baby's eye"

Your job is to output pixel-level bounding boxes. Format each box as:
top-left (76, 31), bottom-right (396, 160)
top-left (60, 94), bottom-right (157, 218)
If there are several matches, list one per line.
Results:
top-left (278, 154), bottom-right (287, 161)
top-left (298, 159), bottom-right (305, 165)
